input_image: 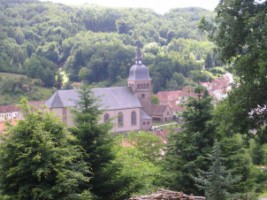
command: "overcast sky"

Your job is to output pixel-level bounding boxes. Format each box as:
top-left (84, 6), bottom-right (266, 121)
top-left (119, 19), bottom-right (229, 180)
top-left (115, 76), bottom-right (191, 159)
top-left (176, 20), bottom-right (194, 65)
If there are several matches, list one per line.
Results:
top-left (40, 0), bottom-right (220, 14)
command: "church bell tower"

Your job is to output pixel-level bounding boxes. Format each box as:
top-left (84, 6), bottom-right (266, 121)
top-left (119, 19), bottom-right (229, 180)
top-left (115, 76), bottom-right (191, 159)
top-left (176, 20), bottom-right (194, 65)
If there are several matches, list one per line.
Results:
top-left (128, 42), bottom-right (152, 115)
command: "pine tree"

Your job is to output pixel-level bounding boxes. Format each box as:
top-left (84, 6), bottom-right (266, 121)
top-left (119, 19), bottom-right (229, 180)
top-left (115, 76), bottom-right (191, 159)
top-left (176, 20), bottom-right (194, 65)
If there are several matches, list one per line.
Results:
top-left (162, 87), bottom-right (215, 194)
top-left (71, 84), bottom-right (134, 200)
top-left (0, 99), bottom-right (90, 200)
top-left (193, 141), bottom-right (240, 200)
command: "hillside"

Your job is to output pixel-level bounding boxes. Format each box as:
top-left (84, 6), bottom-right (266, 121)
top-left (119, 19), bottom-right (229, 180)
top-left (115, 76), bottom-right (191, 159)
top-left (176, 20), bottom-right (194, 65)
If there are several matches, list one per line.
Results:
top-left (0, 0), bottom-right (218, 105)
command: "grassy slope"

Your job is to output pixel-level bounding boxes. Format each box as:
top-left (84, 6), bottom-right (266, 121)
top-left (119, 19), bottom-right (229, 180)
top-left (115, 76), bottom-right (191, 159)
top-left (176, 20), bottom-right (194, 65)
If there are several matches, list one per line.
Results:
top-left (0, 73), bottom-right (54, 105)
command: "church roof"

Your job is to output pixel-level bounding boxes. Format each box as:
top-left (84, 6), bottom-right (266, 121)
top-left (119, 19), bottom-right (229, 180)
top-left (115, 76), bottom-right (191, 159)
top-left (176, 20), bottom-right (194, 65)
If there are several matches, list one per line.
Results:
top-left (141, 110), bottom-right (152, 120)
top-left (45, 89), bottom-right (79, 108)
top-left (128, 64), bottom-right (151, 81)
top-left (46, 86), bottom-right (142, 110)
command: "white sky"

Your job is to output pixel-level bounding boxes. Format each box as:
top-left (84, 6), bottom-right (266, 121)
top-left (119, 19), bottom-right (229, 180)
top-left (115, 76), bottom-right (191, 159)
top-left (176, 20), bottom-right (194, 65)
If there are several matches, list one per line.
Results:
top-left (41, 0), bottom-right (220, 14)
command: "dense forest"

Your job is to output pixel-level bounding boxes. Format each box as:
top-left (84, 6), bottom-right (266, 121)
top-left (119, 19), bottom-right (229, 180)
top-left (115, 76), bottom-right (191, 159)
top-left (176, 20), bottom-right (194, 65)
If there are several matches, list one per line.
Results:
top-left (0, 0), bottom-right (220, 105)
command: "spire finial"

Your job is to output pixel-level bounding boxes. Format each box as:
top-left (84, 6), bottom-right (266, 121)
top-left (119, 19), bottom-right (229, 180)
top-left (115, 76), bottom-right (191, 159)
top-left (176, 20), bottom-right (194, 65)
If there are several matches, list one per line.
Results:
top-left (135, 40), bottom-right (142, 64)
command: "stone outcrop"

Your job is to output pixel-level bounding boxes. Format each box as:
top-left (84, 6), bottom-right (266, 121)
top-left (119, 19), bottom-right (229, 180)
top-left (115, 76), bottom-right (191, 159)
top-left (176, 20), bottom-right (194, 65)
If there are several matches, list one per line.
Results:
top-left (129, 189), bottom-right (205, 200)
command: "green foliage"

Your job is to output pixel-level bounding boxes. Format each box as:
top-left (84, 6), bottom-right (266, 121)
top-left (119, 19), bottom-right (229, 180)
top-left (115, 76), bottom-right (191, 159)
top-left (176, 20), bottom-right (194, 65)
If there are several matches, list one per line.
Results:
top-left (219, 134), bottom-right (256, 196)
top-left (204, 53), bottom-right (213, 69)
top-left (113, 133), bottom-right (163, 194)
top-left (0, 1), bottom-right (217, 104)
top-left (127, 131), bottom-right (164, 163)
top-left (209, 66), bottom-right (225, 75)
top-left (0, 72), bottom-right (54, 105)
top-left (204, 0), bottom-right (267, 135)
top-left (0, 99), bottom-right (90, 200)
top-left (190, 70), bottom-right (214, 82)
top-left (71, 84), bottom-right (134, 200)
top-left (193, 141), bottom-right (241, 200)
top-left (24, 55), bottom-right (57, 87)
top-left (162, 89), bottom-right (215, 194)
top-left (151, 94), bottom-right (159, 104)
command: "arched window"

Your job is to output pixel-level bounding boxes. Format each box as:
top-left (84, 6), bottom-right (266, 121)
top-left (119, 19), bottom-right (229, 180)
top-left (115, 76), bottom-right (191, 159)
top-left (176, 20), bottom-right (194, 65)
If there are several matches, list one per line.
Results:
top-left (118, 112), bottom-right (123, 127)
top-left (131, 111), bottom-right (137, 126)
top-left (104, 113), bottom-right (110, 122)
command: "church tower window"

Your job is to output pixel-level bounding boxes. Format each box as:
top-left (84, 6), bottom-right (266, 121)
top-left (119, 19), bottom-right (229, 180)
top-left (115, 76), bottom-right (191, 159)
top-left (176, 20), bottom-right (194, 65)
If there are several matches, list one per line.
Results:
top-left (131, 111), bottom-right (137, 126)
top-left (118, 112), bottom-right (123, 127)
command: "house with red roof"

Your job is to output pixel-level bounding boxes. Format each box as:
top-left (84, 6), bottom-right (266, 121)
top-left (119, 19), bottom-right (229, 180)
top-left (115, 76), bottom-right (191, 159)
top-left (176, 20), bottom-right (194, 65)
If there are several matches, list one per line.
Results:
top-left (156, 86), bottom-right (198, 119)
top-left (200, 72), bottom-right (233, 101)
top-left (156, 73), bottom-right (233, 119)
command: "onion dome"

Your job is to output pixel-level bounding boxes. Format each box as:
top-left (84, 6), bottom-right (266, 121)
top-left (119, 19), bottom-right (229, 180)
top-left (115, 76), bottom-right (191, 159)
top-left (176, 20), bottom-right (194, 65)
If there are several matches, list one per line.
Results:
top-left (128, 42), bottom-right (151, 81)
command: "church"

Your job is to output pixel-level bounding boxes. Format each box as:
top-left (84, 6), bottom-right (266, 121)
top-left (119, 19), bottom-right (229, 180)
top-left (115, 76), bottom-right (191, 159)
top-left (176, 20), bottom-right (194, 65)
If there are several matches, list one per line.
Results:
top-left (46, 44), bottom-right (172, 133)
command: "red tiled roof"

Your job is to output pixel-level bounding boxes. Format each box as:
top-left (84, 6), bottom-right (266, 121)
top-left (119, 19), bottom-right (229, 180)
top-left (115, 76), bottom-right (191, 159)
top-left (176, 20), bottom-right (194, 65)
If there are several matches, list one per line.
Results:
top-left (0, 105), bottom-right (20, 113)
top-left (156, 87), bottom-right (198, 114)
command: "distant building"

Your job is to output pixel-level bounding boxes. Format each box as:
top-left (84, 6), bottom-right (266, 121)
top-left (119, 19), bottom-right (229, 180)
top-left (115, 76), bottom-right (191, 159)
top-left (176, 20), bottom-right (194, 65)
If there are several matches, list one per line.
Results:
top-left (0, 101), bottom-right (45, 122)
top-left (156, 86), bottom-right (198, 118)
top-left (156, 73), bottom-right (233, 118)
top-left (46, 43), bottom-right (172, 133)
top-left (0, 101), bottom-right (45, 133)
top-left (200, 72), bottom-right (233, 101)
top-left (0, 105), bottom-right (21, 122)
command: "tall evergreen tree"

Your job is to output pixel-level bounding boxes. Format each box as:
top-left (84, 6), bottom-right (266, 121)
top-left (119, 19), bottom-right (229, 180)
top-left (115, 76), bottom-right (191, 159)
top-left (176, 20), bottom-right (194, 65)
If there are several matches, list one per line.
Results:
top-left (193, 141), bottom-right (240, 200)
top-left (162, 87), bottom-right (215, 194)
top-left (71, 84), bottom-right (135, 200)
top-left (0, 99), bottom-right (90, 200)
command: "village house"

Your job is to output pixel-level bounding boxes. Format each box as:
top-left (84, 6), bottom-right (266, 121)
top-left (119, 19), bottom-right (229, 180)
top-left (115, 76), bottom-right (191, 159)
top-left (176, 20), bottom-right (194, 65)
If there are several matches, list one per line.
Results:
top-left (0, 101), bottom-right (45, 133)
top-left (156, 74), bottom-right (233, 119)
top-left (0, 104), bottom-right (21, 122)
top-left (0, 101), bottom-right (45, 122)
top-left (156, 86), bottom-right (198, 119)
top-left (200, 72), bottom-right (233, 101)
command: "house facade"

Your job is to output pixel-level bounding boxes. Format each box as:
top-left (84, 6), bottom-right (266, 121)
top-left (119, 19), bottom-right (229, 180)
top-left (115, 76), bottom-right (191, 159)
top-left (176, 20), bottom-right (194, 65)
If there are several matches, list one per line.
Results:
top-left (0, 101), bottom-right (45, 122)
top-left (46, 43), bottom-right (154, 133)
top-left (0, 105), bottom-right (21, 122)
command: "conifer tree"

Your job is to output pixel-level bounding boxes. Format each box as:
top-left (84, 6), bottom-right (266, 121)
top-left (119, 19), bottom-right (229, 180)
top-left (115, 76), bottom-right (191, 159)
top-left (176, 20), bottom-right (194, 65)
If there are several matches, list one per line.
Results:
top-left (162, 87), bottom-right (215, 194)
top-left (0, 99), bottom-right (90, 200)
top-left (193, 141), bottom-right (240, 200)
top-left (71, 84), bottom-right (134, 200)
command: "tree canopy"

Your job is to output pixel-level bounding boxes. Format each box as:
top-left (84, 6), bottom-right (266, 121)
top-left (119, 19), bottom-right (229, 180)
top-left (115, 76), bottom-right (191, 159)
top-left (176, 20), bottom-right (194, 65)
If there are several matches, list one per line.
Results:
top-left (0, 99), bottom-right (90, 200)
top-left (0, 0), bottom-right (217, 104)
